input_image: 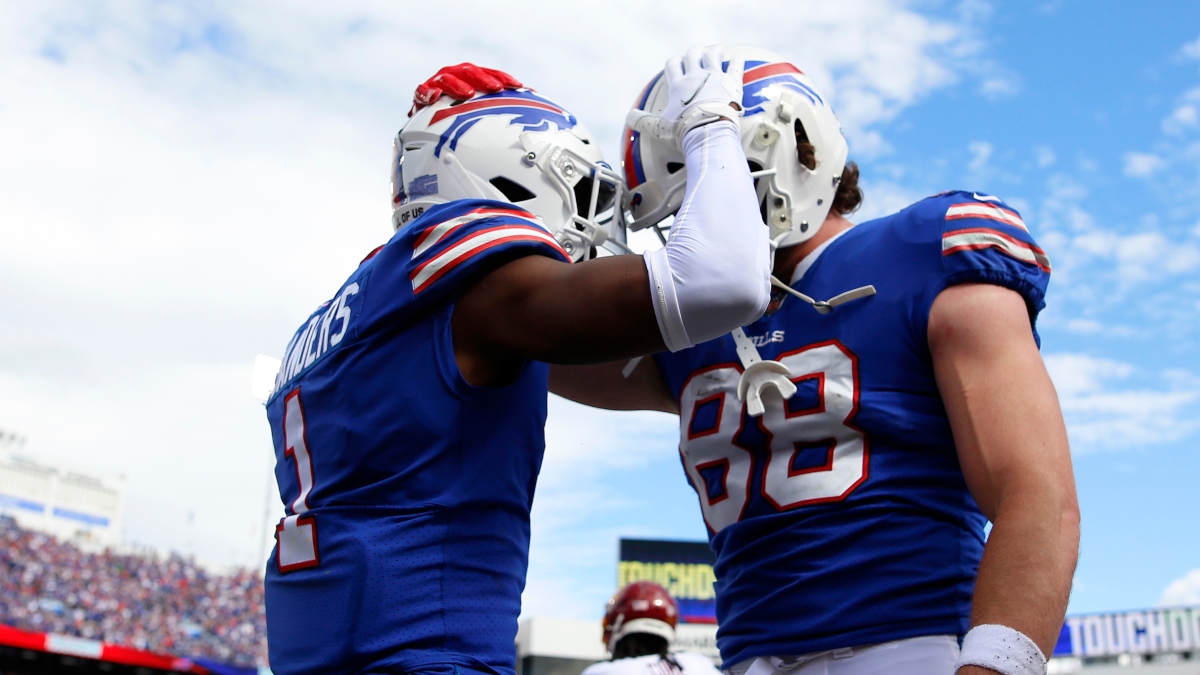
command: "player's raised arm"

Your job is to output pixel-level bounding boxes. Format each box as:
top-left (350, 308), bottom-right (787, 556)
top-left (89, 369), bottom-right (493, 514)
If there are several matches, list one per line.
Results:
top-left (435, 48), bottom-right (771, 385)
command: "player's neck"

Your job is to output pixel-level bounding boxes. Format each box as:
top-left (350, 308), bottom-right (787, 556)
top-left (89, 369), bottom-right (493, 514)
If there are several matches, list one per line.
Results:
top-left (773, 212), bottom-right (854, 283)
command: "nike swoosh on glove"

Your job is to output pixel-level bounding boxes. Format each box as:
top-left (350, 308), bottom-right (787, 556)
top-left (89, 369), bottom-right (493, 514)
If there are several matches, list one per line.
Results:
top-left (625, 45), bottom-right (744, 149)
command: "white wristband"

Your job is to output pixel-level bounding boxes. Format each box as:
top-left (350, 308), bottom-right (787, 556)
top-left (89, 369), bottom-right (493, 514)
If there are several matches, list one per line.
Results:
top-left (955, 624), bottom-right (1046, 675)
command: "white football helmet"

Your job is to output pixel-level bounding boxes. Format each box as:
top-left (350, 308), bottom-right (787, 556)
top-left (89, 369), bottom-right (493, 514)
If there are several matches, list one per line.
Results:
top-left (392, 89), bottom-right (625, 261)
top-left (621, 45), bottom-right (848, 248)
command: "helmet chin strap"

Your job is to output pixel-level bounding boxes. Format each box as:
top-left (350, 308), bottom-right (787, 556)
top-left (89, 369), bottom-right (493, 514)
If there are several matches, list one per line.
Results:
top-left (768, 229), bottom-right (876, 314)
top-left (770, 277), bottom-right (877, 315)
top-left (732, 228), bottom-right (874, 414)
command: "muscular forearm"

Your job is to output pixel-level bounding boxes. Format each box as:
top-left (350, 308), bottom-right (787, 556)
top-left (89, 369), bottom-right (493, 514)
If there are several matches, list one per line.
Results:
top-left (969, 481), bottom-right (1080, 657)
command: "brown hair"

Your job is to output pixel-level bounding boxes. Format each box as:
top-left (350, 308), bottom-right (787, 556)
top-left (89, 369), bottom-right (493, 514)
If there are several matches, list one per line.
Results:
top-left (796, 121), bottom-right (862, 216)
top-left (832, 162), bottom-right (862, 216)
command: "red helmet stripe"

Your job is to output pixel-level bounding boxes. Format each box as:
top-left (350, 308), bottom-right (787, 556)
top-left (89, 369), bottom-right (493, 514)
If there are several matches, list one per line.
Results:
top-left (743, 61), bottom-right (804, 84)
top-left (430, 97), bottom-right (564, 125)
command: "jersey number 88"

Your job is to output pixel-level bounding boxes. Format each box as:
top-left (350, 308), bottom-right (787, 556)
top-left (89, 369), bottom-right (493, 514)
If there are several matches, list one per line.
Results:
top-left (678, 341), bottom-right (868, 533)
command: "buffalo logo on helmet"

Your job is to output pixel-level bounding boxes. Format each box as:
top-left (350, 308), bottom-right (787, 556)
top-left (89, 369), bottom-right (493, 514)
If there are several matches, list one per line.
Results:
top-left (739, 60), bottom-right (823, 115)
top-left (430, 89), bottom-right (578, 157)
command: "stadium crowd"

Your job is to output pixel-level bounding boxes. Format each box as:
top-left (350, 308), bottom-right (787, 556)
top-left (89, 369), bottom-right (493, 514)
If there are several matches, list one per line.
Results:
top-left (0, 517), bottom-right (266, 667)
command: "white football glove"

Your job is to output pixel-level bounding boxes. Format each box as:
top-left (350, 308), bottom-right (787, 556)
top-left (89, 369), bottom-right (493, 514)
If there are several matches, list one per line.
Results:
top-left (626, 45), bottom-right (745, 149)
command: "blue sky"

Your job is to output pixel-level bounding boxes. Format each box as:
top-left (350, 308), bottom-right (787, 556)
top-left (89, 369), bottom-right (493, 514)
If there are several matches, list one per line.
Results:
top-left (0, 0), bottom-right (1196, 623)
top-left (873, 0), bottom-right (1200, 613)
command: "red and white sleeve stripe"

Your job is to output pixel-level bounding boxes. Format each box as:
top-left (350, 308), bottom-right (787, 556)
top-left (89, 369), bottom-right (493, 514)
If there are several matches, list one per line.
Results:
top-left (942, 227), bottom-right (1051, 273)
top-left (411, 207), bottom-right (546, 258)
top-left (409, 224), bottom-right (570, 294)
top-left (945, 202), bottom-right (1028, 232)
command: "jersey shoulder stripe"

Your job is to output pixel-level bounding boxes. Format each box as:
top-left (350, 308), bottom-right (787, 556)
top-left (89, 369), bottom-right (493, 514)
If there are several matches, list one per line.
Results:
top-left (410, 224), bottom-right (567, 294)
top-left (943, 227), bottom-right (1051, 273)
top-left (412, 206), bottom-right (546, 258)
top-left (401, 201), bottom-right (571, 296)
top-left (931, 191), bottom-right (1050, 273)
top-left (945, 201), bottom-right (1027, 231)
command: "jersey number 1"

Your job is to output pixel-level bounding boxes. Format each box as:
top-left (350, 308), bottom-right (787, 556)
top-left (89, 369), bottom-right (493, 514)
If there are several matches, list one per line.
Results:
top-left (276, 388), bottom-right (320, 573)
top-left (679, 341), bottom-right (869, 533)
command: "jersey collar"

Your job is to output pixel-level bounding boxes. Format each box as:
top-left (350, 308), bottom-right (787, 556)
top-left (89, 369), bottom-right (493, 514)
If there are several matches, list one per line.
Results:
top-left (789, 226), bottom-right (854, 286)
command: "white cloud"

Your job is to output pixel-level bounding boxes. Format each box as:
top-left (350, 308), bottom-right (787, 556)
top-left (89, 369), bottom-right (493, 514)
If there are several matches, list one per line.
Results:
top-left (1039, 0), bottom-right (1067, 14)
top-left (1183, 35), bottom-right (1200, 60)
top-left (968, 141), bottom-right (993, 171)
top-left (1103, 231), bottom-right (1200, 281)
top-left (855, 179), bottom-right (926, 221)
top-left (1044, 354), bottom-right (1199, 452)
top-left (1035, 146), bottom-right (1056, 168)
top-left (1159, 569), bottom-right (1200, 606)
top-left (1031, 174), bottom-right (1200, 303)
top-left (1122, 151), bottom-right (1166, 177)
top-left (980, 75), bottom-right (1019, 98)
top-left (1064, 318), bottom-right (1103, 334)
top-left (1162, 103), bottom-right (1199, 135)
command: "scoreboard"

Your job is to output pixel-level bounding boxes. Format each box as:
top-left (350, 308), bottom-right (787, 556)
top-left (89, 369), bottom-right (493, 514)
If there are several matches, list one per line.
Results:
top-left (618, 538), bottom-right (717, 624)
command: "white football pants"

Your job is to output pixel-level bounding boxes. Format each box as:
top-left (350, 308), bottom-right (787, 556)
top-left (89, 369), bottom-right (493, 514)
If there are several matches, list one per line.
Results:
top-left (725, 635), bottom-right (959, 675)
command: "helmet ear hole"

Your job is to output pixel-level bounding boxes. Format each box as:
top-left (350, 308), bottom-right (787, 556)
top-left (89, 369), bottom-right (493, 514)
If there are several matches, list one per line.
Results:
top-left (489, 176), bottom-right (536, 202)
top-left (795, 119), bottom-right (817, 171)
top-left (666, 162), bottom-right (685, 175)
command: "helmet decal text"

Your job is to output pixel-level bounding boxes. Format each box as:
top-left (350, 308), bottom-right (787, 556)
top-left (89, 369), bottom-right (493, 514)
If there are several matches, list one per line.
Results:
top-left (407, 174), bottom-right (439, 199)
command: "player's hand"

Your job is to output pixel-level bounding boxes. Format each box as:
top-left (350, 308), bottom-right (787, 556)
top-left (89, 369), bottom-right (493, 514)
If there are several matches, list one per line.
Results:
top-left (411, 63), bottom-right (523, 115)
top-left (626, 45), bottom-right (744, 147)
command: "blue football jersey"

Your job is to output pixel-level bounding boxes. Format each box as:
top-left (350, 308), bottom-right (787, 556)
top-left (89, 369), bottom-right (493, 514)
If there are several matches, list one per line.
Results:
top-left (652, 191), bottom-right (1051, 666)
top-left (263, 200), bottom-right (571, 675)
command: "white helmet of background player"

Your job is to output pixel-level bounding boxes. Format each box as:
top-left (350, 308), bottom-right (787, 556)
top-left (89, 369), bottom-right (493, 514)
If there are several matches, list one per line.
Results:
top-left (393, 89), bottom-right (624, 261)
top-left (622, 45), bottom-right (848, 248)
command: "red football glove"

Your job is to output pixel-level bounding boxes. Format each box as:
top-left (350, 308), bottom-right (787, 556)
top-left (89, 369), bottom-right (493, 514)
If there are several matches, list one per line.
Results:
top-left (411, 63), bottom-right (523, 115)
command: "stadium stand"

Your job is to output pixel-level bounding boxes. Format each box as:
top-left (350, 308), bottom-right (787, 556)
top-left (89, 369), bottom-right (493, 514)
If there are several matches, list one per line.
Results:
top-left (0, 516), bottom-right (266, 670)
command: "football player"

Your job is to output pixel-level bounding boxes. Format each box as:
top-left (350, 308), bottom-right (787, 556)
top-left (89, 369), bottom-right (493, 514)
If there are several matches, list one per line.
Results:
top-left (263, 49), bottom-right (775, 675)
top-left (583, 582), bottom-right (721, 675)
top-left (550, 46), bottom-right (1080, 675)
